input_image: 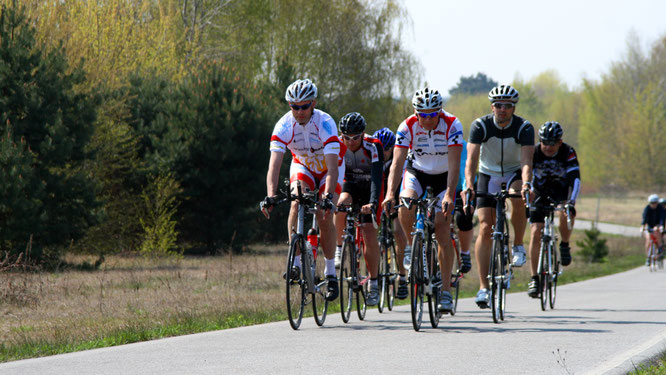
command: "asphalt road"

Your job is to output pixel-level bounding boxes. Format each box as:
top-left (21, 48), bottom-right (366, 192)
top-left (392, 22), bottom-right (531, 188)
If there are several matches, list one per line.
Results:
top-left (2, 265), bottom-right (665, 375)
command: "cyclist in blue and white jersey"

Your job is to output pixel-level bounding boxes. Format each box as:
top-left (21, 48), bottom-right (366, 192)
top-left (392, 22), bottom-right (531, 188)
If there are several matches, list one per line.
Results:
top-left (374, 127), bottom-right (410, 299)
top-left (382, 87), bottom-right (463, 313)
top-left (260, 79), bottom-right (345, 302)
top-left (462, 85), bottom-right (534, 309)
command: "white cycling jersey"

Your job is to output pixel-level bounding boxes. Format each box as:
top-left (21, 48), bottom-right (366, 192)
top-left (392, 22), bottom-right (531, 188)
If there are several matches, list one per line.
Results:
top-left (395, 111), bottom-right (464, 174)
top-left (270, 109), bottom-right (343, 173)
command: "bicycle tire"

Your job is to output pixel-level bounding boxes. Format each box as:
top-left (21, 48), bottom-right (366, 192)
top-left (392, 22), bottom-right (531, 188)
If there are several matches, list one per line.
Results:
top-left (539, 241), bottom-right (549, 311)
top-left (410, 232), bottom-right (424, 331)
top-left (450, 246), bottom-right (461, 316)
top-left (378, 240), bottom-right (387, 313)
top-left (427, 237), bottom-right (441, 328)
top-left (649, 243), bottom-right (657, 272)
top-left (498, 243), bottom-right (508, 321)
top-left (490, 238), bottom-right (502, 323)
top-left (339, 239), bottom-right (354, 323)
top-left (286, 235), bottom-right (305, 330)
top-left (387, 240), bottom-right (397, 311)
top-left (312, 241), bottom-right (328, 326)
top-left (356, 247), bottom-right (368, 321)
top-left (550, 244), bottom-right (559, 309)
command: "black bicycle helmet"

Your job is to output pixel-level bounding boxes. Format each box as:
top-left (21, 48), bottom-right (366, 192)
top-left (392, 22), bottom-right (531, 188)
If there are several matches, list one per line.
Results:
top-left (339, 112), bottom-right (366, 134)
top-left (539, 121), bottom-right (563, 141)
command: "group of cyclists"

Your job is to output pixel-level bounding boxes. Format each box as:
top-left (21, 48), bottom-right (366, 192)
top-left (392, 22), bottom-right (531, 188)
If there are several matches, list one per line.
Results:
top-left (261, 78), bottom-right (581, 315)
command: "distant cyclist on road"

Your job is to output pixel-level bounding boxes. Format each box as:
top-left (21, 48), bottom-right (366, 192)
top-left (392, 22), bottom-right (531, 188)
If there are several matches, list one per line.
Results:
top-left (382, 87), bottom-right (463, 313)
top-left (260, 79), bottom-right (344, 302)
top-left (461, 84), bottom-right (534, 309)
top-left (641, 194), bottom-right (665, 265)
top-left (526, 122), bottom-right (581, 298)
top-left (334, 112), bottom-right (384, 306)
top-left (373, 127), bottom-right (411, 300)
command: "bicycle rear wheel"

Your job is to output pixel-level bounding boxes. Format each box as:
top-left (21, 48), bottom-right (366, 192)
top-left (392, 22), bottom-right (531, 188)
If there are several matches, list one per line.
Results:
top-left (539, 242), bottom-right (549, 311)
top-left (286, 235), bottom-right (305, 330)
top-left (386, 240), bottom-right (398, 311)
top-left (410, 233), bottom-right (425, 331)
top-left (550, 245), bottom-right (559, 309)
top-left (450, 246), bottom-right (461, 316)
top-left (312, 243), bottom-right (328, 326)
top-left (356, 246), bottom-right (368, 321)
top-left (339, 239), bottom-right (354, 323)
top-left (490, 239), bottom-right (502, 324)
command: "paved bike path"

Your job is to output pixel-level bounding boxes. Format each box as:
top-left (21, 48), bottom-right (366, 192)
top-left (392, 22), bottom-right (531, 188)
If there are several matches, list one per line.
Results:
top-left (2, 266), bottom-right (665, 374)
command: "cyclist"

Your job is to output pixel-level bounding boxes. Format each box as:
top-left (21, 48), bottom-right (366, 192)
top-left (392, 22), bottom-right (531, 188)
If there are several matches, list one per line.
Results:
top-left (526, 122), bottom-right (581, 298)
top-left (462, 84), bottom-right (534, 309)
top-left (641, 194), bottom-right (664, 265)
top-left (374, 127), bottom-right (410, 299)
top-left (260, 79), bottom-right (344, 302)
top-left (334, 112), bottom-right (384, 306)
top-left (381, 87), bottom-right (463, 313)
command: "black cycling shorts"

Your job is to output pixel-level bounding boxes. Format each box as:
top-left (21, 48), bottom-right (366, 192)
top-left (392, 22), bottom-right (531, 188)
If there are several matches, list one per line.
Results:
top-left (476, 170), bottom-right (521, 209)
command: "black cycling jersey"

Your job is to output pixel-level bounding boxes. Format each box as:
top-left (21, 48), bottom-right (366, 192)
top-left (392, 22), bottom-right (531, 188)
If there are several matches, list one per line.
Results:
top-left (642, 204), bottom-right (665, 228)
top-left (469, 114), bottom-right (534, 177)
top-left (532, 142), bottom-right (581, 203)
top-left (343, 135), bottom-right (384, 206)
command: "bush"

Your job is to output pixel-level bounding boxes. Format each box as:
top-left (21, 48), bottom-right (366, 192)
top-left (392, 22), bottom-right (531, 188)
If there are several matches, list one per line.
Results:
top-left (576, 227), bottom-right (609, 263)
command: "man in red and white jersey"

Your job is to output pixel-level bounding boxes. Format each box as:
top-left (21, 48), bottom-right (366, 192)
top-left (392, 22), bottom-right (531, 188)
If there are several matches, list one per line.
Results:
top-left (260, 79), bottom-right (344, 301)
top-left (382, 87), bottom-right (463, 313)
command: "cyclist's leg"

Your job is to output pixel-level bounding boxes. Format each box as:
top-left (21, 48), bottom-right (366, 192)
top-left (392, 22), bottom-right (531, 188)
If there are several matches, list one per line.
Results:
top-left (508, 174), bottom-right (527, 247)
top-left (397, 169), bottom-right (422, 246)
top-left (316, 166), bottom-right (343, 274)
top-left (434, 211), bottom-right (453, 293)
top-left (393, 213), bottom-right (408, 273)
top-left (335, 192), bottom-right (352, 246)
top-left (475, 207), bottom-right (494, 290)
top-left (360, 225), bottom-right (380, 279)
top-left (528, 203), bottom-right (546, 277)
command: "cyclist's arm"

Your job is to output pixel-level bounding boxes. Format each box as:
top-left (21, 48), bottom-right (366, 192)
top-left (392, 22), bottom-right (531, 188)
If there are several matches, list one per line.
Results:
top-left (464, 142), bottom-right (480, 198)
top-left (266, 151), bottom-right (285, 197)
top-left (386, 146), bottom-right (408, 201)
top-left (446, 145), bottom-right (461, 203)
top-left (369, 142), bottom-right (384, 206)
top-left (520, 145), bottom-right (533, 191)
top-left (323, 153), bottom-right (338, 198)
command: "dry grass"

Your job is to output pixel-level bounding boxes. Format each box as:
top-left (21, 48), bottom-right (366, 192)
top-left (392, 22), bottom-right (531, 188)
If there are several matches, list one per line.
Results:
top-left (575, 193), bottom-right (649, 225)
top-left (0, 245), bottom-right (287, 359)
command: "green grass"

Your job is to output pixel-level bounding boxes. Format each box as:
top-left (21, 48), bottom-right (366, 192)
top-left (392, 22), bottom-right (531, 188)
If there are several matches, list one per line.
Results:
top-left (628, 350), bottom-right (666, 374)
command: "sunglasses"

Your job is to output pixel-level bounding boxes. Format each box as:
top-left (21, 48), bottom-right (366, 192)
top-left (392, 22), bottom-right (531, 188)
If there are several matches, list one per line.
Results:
top-left (541, 140), bottom-right (559, 146)
top-left (493, 102), bottom-right (515, 110)
top-left (341, 134), bottom-right (362, 141)
top-left (416, 111), bottom-right (439, 119)
top-left (290, 102), bottom-right (313, 111)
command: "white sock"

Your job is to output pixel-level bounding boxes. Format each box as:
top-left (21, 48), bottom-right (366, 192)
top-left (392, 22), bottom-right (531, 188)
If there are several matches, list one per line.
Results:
top-left (461, 250), bottom-right (470, 255)
top-left (335, 245), bottom-right (342, 254)
top-left (325, 258), bottom-right (336, 277)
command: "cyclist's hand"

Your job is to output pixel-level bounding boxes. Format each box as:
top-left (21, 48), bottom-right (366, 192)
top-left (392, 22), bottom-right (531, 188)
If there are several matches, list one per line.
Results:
top-left (361, 203), bottom-right (375, 215)
top-left (260, 196), bottom-right (276, 219)
top-left (462, 189), bottom-right (475, 217)
top-left (320, 193), bottom-right (334, 218)
top-left (382, 195), bottom-right (394, 214)
top-left (521, 182), bottom-right (532, 202)
top-left (441, 197), bottom-right (454, 218)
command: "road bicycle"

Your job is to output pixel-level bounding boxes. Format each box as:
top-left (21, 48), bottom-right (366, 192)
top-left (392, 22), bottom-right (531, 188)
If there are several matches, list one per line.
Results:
top-left (646, 229), bottom-right (663, 272)
top-left (400, 187), bottom-right (442, 331)
top-left (337, 203), bottom-right (371, 323)
top-left (377, 211), bottom-right (398, 313)
top-left (266, 182), bottom-right (329, 330)
top-left (476, 185), bottom-right (522, 324)
top-left (448, 208), bottom-right (464, 316)
top-left (532, 196), bottom-right (570, 310)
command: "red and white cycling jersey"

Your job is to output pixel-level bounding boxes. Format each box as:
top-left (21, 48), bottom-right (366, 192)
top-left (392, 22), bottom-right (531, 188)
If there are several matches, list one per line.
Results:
top-left (395, 111), bottom-right (464, 174)
top-left (270, 109), bottom-right (344, 173)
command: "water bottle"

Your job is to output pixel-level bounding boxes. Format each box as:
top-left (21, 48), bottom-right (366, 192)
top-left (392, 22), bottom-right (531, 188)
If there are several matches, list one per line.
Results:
top-left (307, 228), bottom-right (318, 259)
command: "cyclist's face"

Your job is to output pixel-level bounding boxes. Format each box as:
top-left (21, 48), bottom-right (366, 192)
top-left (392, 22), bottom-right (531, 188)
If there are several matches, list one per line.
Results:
top-left (491, 102), bottom-right (515, 125)
top-left (383, 146), bottom-right (393, 161)
top-left (341, 132), bottom-right (363, 151)
top-left (540, 139), bottom-right (562, 157)
top-left (289, 100), bottom-right (315, 125)
top-left (415, 108), bottom-right (440, 130)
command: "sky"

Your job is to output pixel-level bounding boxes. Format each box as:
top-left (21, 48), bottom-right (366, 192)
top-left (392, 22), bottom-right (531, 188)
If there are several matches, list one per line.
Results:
top-left (401, 0), bottom-right (666, 95)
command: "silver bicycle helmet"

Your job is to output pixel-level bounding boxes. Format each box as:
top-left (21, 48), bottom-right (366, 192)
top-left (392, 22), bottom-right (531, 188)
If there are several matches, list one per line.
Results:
top-left (648, 194), bottom-right (659, 203)
top-left (285, 79), bottom-right (317, 102)
top-left (412, 87), bottom-right (443, 110)
top-left (488, 85), bottom-right (519, 103)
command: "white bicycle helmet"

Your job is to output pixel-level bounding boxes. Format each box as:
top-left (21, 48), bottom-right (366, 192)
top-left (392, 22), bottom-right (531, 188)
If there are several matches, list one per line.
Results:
top-left (488, 85), bottom-right (519, 103)
top-left (285, 79), bottom-right (317, 102)
top-left (412, 87), bottom-right (443, 110)
top-left (648, 194), bottom-right (659, 203)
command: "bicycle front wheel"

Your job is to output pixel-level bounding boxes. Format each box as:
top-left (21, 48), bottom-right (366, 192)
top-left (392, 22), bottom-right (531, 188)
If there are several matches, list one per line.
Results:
top-left (539, 242), bottom-right (549, 311)
top-left (550, 244), bottom-right (559, 309)
top-left (410, 233), bottom-right (425, 331)
top-left (378, 240), bottom-right (387, 313)
top-left (356, 246), bottom-right (368, 321)
top-left (286, 235), bottom-right (305, 330)
top-left (450, 244), bottom-right (461, 316)
top-left (312, 243), bottom-right (328, 326)
top-left (339, 239), bottom-right (354, 323)
top-left (490, 239), bottom-right (502, 324)
top-left (386, 240), bottom-right (398, 311)
top-left (427, 238), bottom-right (441, 328)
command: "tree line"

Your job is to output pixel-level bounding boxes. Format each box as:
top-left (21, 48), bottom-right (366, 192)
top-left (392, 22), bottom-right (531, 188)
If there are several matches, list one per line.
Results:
top-left (0, 0), bottom-right (663, 263)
